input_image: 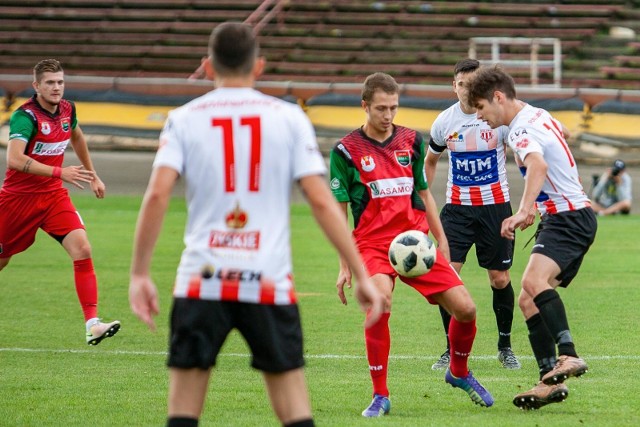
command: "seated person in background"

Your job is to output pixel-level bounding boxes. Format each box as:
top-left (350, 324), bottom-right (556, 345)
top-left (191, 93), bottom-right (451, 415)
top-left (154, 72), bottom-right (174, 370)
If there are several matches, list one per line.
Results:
top-left (591, 159), bottom-right (632, 216)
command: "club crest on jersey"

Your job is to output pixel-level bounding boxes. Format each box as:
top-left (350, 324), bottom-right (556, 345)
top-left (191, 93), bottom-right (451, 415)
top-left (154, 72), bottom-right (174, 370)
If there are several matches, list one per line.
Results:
top-left (225, 202), bottom-right (248, 229)
top-left (361, 155), bottom-right (375, 172)
top-left (480, 129), bottom-right (494, 143)
top-left (394, 150), bottom-right (411, 167)
top-left (41, 122), bottom-right (51, 135)
top-left (61, 118), bottom-right (70, 132)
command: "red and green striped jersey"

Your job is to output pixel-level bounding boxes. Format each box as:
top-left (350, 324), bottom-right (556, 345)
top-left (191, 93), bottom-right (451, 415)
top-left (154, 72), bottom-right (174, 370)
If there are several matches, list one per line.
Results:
top-left (4, 95), bottom-right (77, 194)
top-left (330, 125), bottom-right (429, 245)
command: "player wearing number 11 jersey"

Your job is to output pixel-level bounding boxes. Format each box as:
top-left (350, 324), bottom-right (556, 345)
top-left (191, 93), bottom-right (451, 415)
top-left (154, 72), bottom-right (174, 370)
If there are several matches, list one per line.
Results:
top-left (129, 22), bottom-right (382, 427)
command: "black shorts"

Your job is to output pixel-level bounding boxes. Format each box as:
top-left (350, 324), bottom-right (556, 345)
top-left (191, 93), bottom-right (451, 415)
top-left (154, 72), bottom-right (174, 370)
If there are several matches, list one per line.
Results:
top-left (440, 202), bottom-right (514, 270)
top-left (167, 298), bottom-right (304, 373)
top-left (532, 207), bottom-right (598, 287)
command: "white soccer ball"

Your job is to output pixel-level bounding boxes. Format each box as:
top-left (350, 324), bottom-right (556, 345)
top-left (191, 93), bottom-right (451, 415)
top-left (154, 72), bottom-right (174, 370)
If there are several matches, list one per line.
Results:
top-left (388, 230), bottom-right (437, 277)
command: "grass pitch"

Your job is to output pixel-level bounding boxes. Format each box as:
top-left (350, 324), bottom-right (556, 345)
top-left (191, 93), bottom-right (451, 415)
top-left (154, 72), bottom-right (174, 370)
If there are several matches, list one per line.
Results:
top-left (1, 196), bottom-right (639, 426)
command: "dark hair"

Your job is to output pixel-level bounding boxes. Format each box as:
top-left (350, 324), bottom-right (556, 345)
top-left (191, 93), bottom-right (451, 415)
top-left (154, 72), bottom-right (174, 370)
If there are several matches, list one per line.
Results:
top-left (209, 22), bottom-right (258, 76)
top-left (361, 72), bottom-right (399, 103)
top-left (33, 59), bottom-right (63, 82)
top-left (453, 58), bottom-right (480, 76)
top-left (467, 65), bottom-right (517, 106)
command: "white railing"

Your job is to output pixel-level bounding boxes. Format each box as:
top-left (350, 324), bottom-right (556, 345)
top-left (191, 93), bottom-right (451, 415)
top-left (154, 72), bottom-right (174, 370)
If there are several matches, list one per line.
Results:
top-left (469, 37), bottom-right (562, 88)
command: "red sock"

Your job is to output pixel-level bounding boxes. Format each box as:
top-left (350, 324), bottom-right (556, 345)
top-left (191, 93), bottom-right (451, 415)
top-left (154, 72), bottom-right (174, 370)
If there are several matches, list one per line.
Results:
top-left (448, 317), bottom-right (477, 378)
top-left (365, 312), bottom-right (391, 397)
top-left (73, 258), bottom-right (98, 321)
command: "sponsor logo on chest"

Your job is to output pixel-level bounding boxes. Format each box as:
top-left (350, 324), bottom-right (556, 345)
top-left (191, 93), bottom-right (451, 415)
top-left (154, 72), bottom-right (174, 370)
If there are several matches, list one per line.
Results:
top-left (368, 177), bottom-right (414, 198)
top-left (32, 139), bottom-right (70, 156)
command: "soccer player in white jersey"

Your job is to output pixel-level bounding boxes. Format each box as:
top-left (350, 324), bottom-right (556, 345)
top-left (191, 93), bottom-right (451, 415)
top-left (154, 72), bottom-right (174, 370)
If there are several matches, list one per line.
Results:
top-left (128, 22), bottom-right (383, 427)
top-left (426, 59), bottom-right (520, 371)
top-left (468, 65), bottom-right (597, 410)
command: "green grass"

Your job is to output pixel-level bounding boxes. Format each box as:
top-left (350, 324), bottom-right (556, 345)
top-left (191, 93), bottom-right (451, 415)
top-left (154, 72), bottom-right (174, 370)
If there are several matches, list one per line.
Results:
top-left (1, 196), bottom-right (639, 426)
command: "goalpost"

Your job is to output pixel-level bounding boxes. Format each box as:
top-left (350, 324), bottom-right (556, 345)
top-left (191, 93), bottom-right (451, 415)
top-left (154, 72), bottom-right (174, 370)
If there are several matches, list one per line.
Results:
top-left (468, 37), bottom-right (563, 88)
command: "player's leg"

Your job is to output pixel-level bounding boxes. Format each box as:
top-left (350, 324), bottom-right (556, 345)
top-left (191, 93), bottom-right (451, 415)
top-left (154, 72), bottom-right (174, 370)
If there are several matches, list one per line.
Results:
top-left (166, 298), bottom-right (232, 426)
top-left (263, 369), bottom-right (314, 426)
top-left (45, 192), bottom-right (120, 344)
top-left (433, 285), bottom-right (476, 377)
top-left (0, 191), bottom-right (42, 271)
top-left (361, 272), bottom-right (394, 416)
top-left (238, 303), bottom-right (314, 424)
top-left (513, 285), bottom-right (568, 410)
top-left (488, 269), bottom-right (520, 368)
top-left (433, 204), bottom-right (473, 370)
top-left (355, 245), bottom-right (395, 416)
top-left (61, 228), bottom-right (120, 344)
top-left (525, 209), bottom-right (597, 385)
top-left (523, 254), bottom-right (589, 385)
top-left (434, 285), bottom-right (494, 407)
top-left (476, 202), bottom-right (519, 367)
top-left (167, 367), bottom-right (212, 425)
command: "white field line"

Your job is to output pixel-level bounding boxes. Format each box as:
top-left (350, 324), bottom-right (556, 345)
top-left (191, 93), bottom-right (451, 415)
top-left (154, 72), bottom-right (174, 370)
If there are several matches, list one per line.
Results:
top-left (1, 347), bottom-right (640, 360)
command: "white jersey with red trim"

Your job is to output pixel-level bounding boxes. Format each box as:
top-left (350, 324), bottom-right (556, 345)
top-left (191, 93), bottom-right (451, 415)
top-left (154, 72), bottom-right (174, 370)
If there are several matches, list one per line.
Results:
top-left (508, 104), bottom-right (590, 215)
top-left (429, 102), bottom-right (510, 205)
top-left (154, 87), bottom-right (326, 304)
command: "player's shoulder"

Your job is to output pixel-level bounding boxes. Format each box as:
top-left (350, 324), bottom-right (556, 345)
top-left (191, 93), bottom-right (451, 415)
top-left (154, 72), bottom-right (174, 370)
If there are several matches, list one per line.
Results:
top-left (394, 124), bottom-right (423, 144)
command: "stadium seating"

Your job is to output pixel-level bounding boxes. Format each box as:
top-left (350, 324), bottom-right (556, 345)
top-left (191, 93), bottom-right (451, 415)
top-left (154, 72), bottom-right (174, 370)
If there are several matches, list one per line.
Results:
top-left (0, 0), bottom-right (637, 90)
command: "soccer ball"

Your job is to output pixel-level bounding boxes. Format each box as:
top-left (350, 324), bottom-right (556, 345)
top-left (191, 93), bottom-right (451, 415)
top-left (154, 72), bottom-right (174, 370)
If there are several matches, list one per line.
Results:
top-left (388, 230), bottom-right (437, 277)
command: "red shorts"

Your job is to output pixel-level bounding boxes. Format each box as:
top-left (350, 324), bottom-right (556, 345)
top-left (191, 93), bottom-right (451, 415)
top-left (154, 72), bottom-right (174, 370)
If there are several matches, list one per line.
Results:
top-left (0, 188), bottom-right (85, 258)
top-left (358, 240), bottom-right (463, 304)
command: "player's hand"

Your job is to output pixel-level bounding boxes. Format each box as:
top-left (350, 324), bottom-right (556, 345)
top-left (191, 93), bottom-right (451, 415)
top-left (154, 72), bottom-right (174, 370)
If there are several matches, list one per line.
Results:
top-left (61, 165), bottom-right (96, 189)
top-left (501, 211), bottom-right (529, 240)
top-left (336, 265), bottom-right (352, 305)
top-left (522, 205), bottom-right (537, 229)
top-left (90, 174), bottom-right (106, 199)
top-left (129, 274), bottom-right (160, 331)
top-left (436, 239), bottom-right (451, 263)
top-left (353, 277), bottom-right (384, 329)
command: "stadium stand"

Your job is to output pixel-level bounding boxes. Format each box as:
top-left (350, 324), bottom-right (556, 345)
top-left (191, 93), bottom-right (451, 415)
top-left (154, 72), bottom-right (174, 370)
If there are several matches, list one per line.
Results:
top-left (1, 0), bottom-right (640, 161)
top-left (0, 0), bottom-right (635, 88)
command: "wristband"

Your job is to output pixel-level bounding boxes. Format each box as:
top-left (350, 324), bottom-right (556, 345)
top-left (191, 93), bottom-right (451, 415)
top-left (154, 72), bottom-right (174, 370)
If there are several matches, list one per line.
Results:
top-left (52, 166), bottom-right (62, 179)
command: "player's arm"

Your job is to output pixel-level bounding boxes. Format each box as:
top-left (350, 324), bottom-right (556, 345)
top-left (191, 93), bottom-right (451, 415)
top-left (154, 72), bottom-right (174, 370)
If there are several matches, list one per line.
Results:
top-left (129, 165), bottom-right (179, 331)
top-left (70, 124), bottom-right (105, 198)
top-left (502, 152), bottom-right (547, 239)
top-left (425, 148), bottom-right (442, 187)
top-left (6, 111), bottom-right (97, 191)
top-left (418, 188), bottom-right (450, 262)
top-left (299, 174), bottom-right (383, 327)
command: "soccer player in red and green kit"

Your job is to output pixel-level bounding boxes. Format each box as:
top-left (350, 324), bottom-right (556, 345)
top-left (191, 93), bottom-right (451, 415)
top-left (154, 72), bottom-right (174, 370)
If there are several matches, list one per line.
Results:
top-left (0, 59), bottom-right (120, 345)
top-left (330, 72), bottom-right (493, 416)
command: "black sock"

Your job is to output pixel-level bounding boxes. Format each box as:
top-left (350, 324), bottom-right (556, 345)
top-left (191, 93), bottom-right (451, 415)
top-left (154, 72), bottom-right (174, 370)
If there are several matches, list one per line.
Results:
top-left (526, 313), bottom-right (557, 380)
top-left (438, 304), bottom-right (451, 351)
top-left (492, 282), bottom-right (515, 349)
top-left (167, 417), bottom-right (198, 427)
top-left (533, 289), bottom-right (578, 358)
top-left (284, 419), bottom-right (315, 427)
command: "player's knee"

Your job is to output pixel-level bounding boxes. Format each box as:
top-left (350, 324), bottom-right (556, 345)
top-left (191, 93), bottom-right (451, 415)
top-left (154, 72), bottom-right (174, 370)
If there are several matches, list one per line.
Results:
top-left (0, 257), bottom-right (10, 271)
top-left (451, 299), bottom-right (476, 322)
top-left (518, 290), bottom-right (535, 313)
top-left (488, 270), bottom-right (510, 288)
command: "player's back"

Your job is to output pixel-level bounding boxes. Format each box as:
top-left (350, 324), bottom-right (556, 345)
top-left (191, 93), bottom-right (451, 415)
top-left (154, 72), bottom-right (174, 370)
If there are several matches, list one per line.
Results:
top-left (155, 87), bottom-right (325, 302)
top-left (509, 104), bottom-right (589, 214)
